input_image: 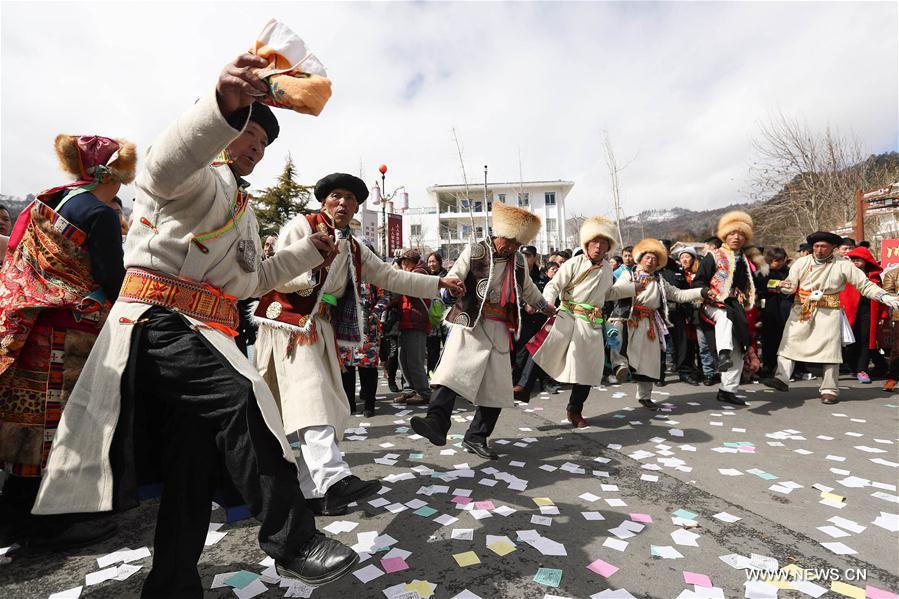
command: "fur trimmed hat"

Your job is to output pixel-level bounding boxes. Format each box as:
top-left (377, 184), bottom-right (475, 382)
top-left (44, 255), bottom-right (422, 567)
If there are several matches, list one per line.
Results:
top-left (491, 202), bottom-right (541, 244)
top-left (633, 238), bottom-right (668, 271)
top-left (716, 210), bottom-right (753, 243)
top-left (579, 216), bottom-right (618, 252)
top-left (55, 134), bottom-right (137, 184)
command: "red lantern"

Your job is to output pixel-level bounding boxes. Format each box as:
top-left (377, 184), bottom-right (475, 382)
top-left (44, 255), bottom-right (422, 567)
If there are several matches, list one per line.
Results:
top-left (378, 164), bottom-right (388, 175)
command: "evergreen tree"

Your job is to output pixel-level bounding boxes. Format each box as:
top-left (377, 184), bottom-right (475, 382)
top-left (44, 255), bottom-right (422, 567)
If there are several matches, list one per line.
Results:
top-left (251, 155), bottom-right (313, 237)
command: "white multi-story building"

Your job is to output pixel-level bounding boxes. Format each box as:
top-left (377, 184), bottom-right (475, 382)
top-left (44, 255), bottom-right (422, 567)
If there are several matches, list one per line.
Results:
top-left (402, 180), bottom-right (574, 261)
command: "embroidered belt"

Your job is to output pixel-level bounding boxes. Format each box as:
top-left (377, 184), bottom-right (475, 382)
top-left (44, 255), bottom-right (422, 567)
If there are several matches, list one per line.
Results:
top-left (560, 300), bottom-right (603, 324)
top-left (118, 268), bottom-right (239, 333)
top-left (795, 288), bottom-right (840, 322)
top-left (482, 301), bottom-right (514, 322)
top-left (628, 305), bottom-right (660, 341)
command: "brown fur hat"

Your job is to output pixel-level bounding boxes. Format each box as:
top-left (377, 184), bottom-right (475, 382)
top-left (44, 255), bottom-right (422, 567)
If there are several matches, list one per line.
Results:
top-left (633, 238), bottom-right (668, 271)
top-left (716, 210), bottom-right (753, 243)
top-left (491, 202), bottom-right (541, 244)
top-left (579, 216), bottom-right (618, 252)
top-left (55, 134), bottom-right (137, 184)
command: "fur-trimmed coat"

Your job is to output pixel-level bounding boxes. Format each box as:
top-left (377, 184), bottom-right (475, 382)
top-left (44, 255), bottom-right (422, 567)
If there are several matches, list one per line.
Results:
top-left (531, 255), bottom-right (635, 386)
top-left (430, 242), bottom-right (545, 408)
top-left (254, 215), bottom-right (439, 437)
top-left (619, 268), bottom-right (704, 379)
top-left (33, 92), bottom-right (326, 515)
top-left (779, 254), bottom-right (889, 364)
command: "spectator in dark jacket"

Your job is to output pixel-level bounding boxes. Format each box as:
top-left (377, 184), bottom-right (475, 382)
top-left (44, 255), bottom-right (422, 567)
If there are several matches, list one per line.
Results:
top-left (393, 249), bottom-right (432, 405)
top-left (757, 247), bottom-right (791, 376)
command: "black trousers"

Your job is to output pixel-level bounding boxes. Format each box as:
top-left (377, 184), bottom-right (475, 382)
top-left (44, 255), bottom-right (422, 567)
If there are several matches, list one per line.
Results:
top-left (341, 366), bottom-right (379, 413)
top-left (426, 334), bottom-right (443, 374)
top-left (426, 385), bottom-right (501, 444)
top-left (566, 384), bottom-right (592, 414)
top-left (131, 309), bottom-right (315, 598)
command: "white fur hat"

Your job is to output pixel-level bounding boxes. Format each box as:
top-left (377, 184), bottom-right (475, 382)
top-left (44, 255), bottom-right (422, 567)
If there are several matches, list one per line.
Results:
top-left (579, 216), bottom-right (617, 252)
top-left (491, 202), bottom-right (541, 244)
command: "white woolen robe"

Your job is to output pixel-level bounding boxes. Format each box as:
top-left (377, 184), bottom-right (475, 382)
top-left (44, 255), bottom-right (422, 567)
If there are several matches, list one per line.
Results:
top-left (532, 255), bottom-right (635, 386)
top-left (778, 255), bottom-right (889, 364)
top-left (430, 243), bottom-right (545, 408)
top-left (619, 269), bottom-right (704, 379)
top-left (33, 92), bottom-right (325, 515)
top-left (255, 215), bottom-right (439, 438)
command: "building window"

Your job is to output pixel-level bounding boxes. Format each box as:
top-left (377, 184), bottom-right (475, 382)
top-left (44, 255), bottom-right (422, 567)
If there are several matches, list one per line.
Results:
top-left (410, 224), bottom-right (422, 236)
top-left (462, 224), bottom-right (472, 237)
top-left (519, 192), bottom-right (529, 207)
top-left (497, 193), bottom-right (505, 203)
top-left (545, 192), bottom-right (556, 206)
top-left (546, 218), bottom-right (557, 233)
top-left (475, 226), bottom-right (484, 237)
top-left (474, 201), bottom-right (483, 212)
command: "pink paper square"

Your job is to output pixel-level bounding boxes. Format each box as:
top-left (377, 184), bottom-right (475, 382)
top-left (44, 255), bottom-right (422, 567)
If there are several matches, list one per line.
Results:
top-left (738, 446), bottom-right (755, 453)
top-left (683, 571), bottom-right (712, 588)
top-left (380, 557), bottom-right (409, 573)
top-left (474, 501), bottom-right (496, 510)
top-left (866, 586), bottom-right (899, 599)
top-left (451, 496), bottom-right (472, 505)
top-left (629, 513), bottom-right (653, 523)
top-left (586, 558), bottom-right (619, 578)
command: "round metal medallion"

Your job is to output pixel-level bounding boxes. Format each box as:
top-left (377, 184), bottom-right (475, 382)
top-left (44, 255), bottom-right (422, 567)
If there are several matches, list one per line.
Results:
top-left (266, 301), bottom-right (283, 319)
top-left (469, 242), bottom-right (486, 260)
top-left (454, 312), bottom-right (471, 327)
top-left (476, 278), bottom-right (489, 299)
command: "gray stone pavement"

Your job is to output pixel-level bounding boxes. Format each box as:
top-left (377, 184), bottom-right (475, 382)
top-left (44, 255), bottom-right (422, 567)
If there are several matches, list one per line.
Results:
top-left (1, 375), bottom-right (898, 599)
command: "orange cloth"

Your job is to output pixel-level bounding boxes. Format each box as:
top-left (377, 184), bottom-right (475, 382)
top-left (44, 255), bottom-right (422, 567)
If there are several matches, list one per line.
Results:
top-left (251, 19), bottom-right (332, 116)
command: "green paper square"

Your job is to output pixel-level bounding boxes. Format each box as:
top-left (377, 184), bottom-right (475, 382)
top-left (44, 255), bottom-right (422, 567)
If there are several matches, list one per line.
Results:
top-left (414, 506), bottom-right (438, 517)
top-left (533, 567), bottom-right (562, 587)
top-left (672, 508), bottom-right (698, 520)
top-left (223, 570), bottom-right (259, 589)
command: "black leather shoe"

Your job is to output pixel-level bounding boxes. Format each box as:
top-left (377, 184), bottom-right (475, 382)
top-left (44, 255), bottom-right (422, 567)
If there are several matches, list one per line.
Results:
top-left (363, 408), bottom-right (375, 418)
top-left (410, 415), bottom-right (447, 446)
top-left (716, 390), bottom-right (746, 406)
top-left (462, 439), bottom-right (498, 460)
top-left (543, 383), bottom-right (562, 394)
top-left (387, 381), bottom-right (400, 393)
top-left (276, 532), bottom-right (359, 586)
top-left (717, 350), bottom-right (733, 372)
top-left (702, 376), bottom-right (716, 386)
top-left (679, 374), bottom-right (700, 386)
top-left (760, 377), bottom-right (789, 392)
top-left (319, 476), bottom-right (380, 515)
top-left (654, 380), bottom-right (667, 388)
top-left (638, 399), bottom-right (659, 411)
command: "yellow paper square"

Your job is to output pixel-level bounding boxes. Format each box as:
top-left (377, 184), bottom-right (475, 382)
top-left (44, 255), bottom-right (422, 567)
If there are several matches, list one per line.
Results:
top-left (533, 497), bottom-right (555, 506)
top-left (487, 540), bottom-right (517, 556)
top-left (404, 580), bottom-right (435, 598)
top-left (453, 551), bottom-right (481, 567)
top-left (820, 491), bottom-right (846, 503)
top-left (830, 581), bottom-right (865, 599)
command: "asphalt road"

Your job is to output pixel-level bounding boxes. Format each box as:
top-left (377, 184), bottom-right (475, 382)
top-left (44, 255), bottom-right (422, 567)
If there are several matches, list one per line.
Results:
top-left (2, 375), bottom-right (898, 599)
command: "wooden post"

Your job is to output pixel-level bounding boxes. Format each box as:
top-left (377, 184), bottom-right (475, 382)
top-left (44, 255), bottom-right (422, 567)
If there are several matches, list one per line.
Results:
top-left (854, 189), bottom-right (865, 242)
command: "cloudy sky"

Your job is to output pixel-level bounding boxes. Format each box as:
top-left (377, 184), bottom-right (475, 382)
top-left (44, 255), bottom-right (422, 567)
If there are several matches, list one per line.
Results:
top-left (1, 1), bottom-right (896, 217)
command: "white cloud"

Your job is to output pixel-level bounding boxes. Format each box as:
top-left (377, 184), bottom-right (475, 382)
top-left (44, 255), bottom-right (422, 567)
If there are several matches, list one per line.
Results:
top-left (1, 1), bottom-right (896, 219)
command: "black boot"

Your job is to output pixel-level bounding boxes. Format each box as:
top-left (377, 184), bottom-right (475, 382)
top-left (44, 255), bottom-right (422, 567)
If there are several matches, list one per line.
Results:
top-left (461, 439), bottom-right (498, 460)
top-left (716, 389), bottom-right (746, 406)
top-left (410, 415), bottom-right (447, 446)
top-left (315, 476), bottom-right (381, 516)
top-left (276, 532), bottom-right (359, 586)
